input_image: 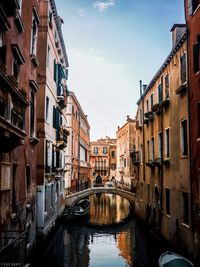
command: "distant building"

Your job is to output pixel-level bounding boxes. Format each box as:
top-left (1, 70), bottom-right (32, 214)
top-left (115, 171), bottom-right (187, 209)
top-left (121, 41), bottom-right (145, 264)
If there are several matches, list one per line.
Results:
top-left (0, 0), bottom-right (39, 254)
top-left (65, 91), bottom-right (90, 192)
top-left (135, 25), bottom-right (193, 253)
top-left (184, 0), bottom-right (200, 261)
top-left (36, 0), bottom-right (69, 236)
top-left (116, 116), bottom-right (136, 190)
top-left (90, 137), bottom-right (117, 183)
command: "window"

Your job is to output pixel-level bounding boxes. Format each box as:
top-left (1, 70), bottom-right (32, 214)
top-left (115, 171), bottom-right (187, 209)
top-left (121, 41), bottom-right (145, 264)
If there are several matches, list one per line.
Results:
top-left (139, 108), bottom-right (143, 125)
top-left (151, 138), bottom-right (155, 161)
top-left (182, 192), bottom-right (189, 225)
top-left (165, 128), bottom-right (170, 158)
top-left (94, 147), bottom-right (98, 155)
top-left (124, 158), bottom-right (126, 167)
top-left (188, 0), bottom-right (200, 15)
top-left (158, 133), bottom-right (163, 158)
top-left (30, 91), bottom-right (35, 137)
top-left (147, 140), bottom-right (150, 160)
top-left (30, 14), bottom-right (38, 55)
top-left (47, 45), bottom-right (50, 68)
top-left (18, 0), bottom-right (22, 15)
top-left (45, 140), bottom-right (51, 172)
top-left (165, 74), bottom-right (170, 99)
top-left (13, 58), bottom-right (20, 80)
top-left (181, 120), bottom-right (188, 156)
top-left (111, 151), bottom-right (115, 157)
top-left (146, 99), bottom-right (149, 112)
top-left (150, 93), bottom-right (154, 109)
top-left (80, 145), bottom-right (87, 162)
top-left (140, 144), bottom-right (143, 163)
top-left (166, 188), bottom-right (170, 215)
top-left (54, 59), bottom-right (58, 84)
top-left (193, 36), bottom-right (200, 74)
top-left (180, 53), bottom-right (187, 84)
top-left (52, 145), bottom-right (56, 170)
top-left (26, 165), bottom-right (31, 193)
top-left (111, 163), bottom-right (116, 170)
top-left (48, 10), bottom-right (53, 28)
top-left (197, 102), bottom-right (200, 138)
top-left (0, 32), bottom-right (3, 47)
top-left (46, 96), bottom-right (49, 122)
top-left (103, 147), bottom-right (107, 154)
top-left (158, 83), bottom-right (163, 103)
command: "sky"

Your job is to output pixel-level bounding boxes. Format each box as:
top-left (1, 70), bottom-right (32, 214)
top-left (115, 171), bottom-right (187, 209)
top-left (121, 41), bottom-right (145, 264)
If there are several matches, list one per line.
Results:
top-left (56, 0), bottom-right (185, 141)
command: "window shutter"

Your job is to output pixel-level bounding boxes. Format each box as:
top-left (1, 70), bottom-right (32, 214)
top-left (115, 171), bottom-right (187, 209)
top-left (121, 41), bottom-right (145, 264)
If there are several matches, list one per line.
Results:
top-left (53, 106), bottom-right (60, 129)
top-left (188, 0), bottom-right (193, 15)
top-left (193, 42), bottom-right (199, 74)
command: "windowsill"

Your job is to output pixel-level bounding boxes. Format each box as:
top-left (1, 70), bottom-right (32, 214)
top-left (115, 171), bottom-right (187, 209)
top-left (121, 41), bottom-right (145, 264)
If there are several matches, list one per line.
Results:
top-left (193, 3), bottom-right (200, 16)
top-left (195, 70), bottom-right (200, 77)
top-left (181, 155), bottom-right (189, 159)
top-left (181, 223), bottom-right (190, 229)
top-left (164, 214), bottom-right (171, 219)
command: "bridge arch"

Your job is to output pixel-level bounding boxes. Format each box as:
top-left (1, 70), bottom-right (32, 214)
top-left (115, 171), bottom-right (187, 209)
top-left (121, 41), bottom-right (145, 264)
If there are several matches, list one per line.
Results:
top-left (65, 187), bottom-right (136, 208)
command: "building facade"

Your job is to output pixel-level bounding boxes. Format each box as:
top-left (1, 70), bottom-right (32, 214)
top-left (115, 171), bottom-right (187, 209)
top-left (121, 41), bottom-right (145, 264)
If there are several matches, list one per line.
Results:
top-left (36, 0), bottom-right (69, 236)
top-left (90, 137), bottom-right (117, 183)
top-left (116, 116), bottom-right (136, 190)
top-left (184, 0), bottom-right (200, 260)
top-left (65, 91), bottom-right (90, 193)
top-left (135, 25), bottom-right (193, 253)
top-left (0, 0), bottom-right (40, 254)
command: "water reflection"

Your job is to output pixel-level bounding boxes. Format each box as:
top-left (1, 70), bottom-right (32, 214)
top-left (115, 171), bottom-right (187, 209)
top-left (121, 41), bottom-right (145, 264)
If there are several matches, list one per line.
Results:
top-left (31, 193), bottom-right (158, 267)
top-left (89, 193), bottom-right (130, 225)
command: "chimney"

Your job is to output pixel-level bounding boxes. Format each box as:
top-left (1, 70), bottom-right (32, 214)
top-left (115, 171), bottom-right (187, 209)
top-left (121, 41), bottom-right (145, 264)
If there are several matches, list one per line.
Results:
top-left (170, 24), bottom-right (186, 47)
top-left (140, 80), bottom-right (142, 96)
top-left (143, 84), bottom-right (147, 92)
top-left (127, 115), bottom-right (130, 121)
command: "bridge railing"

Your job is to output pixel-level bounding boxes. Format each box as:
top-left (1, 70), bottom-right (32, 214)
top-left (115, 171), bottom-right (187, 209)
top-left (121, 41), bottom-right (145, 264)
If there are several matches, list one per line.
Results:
top-left (65, 180), bottom-right (136, 196)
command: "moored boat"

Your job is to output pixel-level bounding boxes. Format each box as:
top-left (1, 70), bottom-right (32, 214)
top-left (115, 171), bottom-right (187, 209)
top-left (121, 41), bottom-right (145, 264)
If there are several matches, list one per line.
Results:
top-left (63, 199), bottom-right (90, 221)
top-left (158, 251), bottom-right (194, 267)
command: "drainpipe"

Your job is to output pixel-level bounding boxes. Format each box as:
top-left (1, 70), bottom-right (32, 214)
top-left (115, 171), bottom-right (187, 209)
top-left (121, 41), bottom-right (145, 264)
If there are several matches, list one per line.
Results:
top-left (185, 19), bottom-right (194, 233)
top-left (159, 77), bottom-right (164, 231)
top-left (78, 112), bottom-right (81, 192)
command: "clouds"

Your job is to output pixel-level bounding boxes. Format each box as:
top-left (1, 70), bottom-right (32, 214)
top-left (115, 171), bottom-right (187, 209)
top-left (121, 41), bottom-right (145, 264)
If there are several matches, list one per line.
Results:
top-left (78, 9), bottom-right (86, 17)
top-left (93, 0), bottom-right (116, 12)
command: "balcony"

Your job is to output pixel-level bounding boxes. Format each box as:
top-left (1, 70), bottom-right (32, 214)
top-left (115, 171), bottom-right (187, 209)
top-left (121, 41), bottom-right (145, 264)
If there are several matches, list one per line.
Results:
top-left (0, 0), bottom-right (20, 17)
top-left (161, 98), bottom-right (170, 109)
top-left (152, 103), bottom-right (162, 115)
top-left (144, 111), bottom-right (154, 122)
top-left (154, 158), bottom-right (163, 167)
top-left (146, 160), bottom-right (155, 168)
top-left (56, 126), bottom-right (69, 150)
top-left (176, 82), bottom-right (187, 96)
top-left (131, 151), bottom-right (139, 166)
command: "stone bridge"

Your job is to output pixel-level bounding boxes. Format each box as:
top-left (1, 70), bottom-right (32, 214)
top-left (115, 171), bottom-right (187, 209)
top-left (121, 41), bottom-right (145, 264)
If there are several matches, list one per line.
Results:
top-left (65, 186), bottom-right (136, 207)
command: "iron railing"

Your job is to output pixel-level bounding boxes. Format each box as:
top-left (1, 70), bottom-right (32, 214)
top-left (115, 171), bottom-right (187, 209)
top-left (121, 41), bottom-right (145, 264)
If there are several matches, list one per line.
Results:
top-left (0, 231), bottom-right (27, 267)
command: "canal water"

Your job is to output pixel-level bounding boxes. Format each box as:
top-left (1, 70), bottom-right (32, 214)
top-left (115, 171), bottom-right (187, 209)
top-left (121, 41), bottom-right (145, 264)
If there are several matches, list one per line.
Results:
top-left (31, 193), bottom-right (164, 267)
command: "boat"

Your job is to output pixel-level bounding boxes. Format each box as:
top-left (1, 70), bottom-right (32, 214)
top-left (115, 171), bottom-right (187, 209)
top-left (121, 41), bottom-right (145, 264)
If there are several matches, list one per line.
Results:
top-left (63, 199), bottom-right (90, 221)
top-left (159, 251), bottom-right (194, 267)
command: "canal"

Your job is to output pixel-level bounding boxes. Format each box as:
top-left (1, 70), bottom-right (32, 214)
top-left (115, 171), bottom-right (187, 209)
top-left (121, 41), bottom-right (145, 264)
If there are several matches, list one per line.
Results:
top-left (31, 193), bottom-right (168, 267)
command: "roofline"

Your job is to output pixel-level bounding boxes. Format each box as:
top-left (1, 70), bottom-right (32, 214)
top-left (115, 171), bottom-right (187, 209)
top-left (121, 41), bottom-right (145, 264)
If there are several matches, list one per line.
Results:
top-left (116, 119), bottom-right (135, 134)
top-left (50, 0), bottom-right (69, 68)
top-left (137, 32), bottom-right (186, 105)
top-left (68, 91), bottom-right (90, 129)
